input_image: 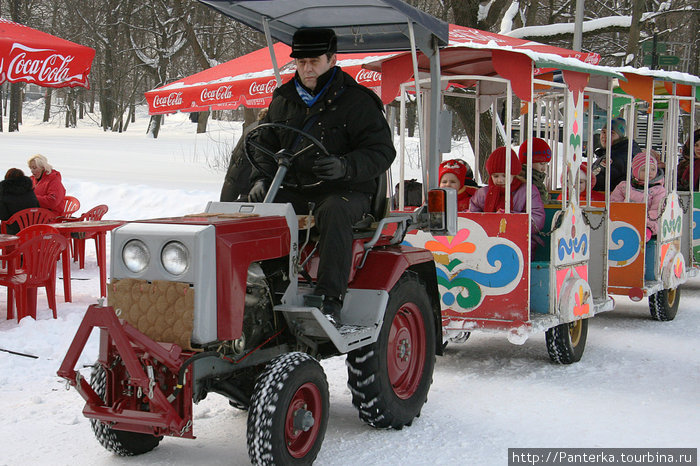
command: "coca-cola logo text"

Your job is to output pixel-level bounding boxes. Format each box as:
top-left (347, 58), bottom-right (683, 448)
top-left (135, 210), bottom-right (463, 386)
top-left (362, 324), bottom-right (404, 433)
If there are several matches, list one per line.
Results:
top-left (249, 79), bottom-right (278, 96)
top-left (152, 92), bottom-right (183, 108)
top-left (201, 85), bottom-right (233, 102)
top-left (7, 44), bottom-right (75, 84)
top-left (355, 69), bottom-right (381, 83)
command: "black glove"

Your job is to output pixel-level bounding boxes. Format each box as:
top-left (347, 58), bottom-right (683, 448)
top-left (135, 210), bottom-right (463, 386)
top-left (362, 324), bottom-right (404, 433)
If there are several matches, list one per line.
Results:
top-left (248, 180), bottom-right (268, 202)
top-left (312, 156), bottom-right (347, 180)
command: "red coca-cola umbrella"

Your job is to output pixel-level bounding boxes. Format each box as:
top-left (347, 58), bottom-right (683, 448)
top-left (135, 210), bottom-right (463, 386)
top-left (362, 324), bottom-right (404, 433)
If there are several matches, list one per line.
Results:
top-left (0, 18), bottom-right (95, 88)
top-left (145, 42), bottom-right (396, 115)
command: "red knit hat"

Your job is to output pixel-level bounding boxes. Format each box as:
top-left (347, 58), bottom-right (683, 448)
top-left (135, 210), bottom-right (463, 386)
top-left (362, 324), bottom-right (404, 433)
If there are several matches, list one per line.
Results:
top-left (486, 147), bottom-right (521, 175)
top-left (518, 138), bottom-right (552, 164)
top-left (439, 159), bottom-right (468, 189)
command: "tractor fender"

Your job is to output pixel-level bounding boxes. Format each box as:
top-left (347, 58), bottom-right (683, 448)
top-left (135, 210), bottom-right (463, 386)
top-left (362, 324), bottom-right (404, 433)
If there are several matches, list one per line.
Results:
top-left (350, 245), bottom-right (443, 355)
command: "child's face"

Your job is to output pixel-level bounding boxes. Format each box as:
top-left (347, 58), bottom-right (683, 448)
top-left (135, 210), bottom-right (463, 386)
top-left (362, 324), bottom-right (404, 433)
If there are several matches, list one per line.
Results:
top-left (440, 173), bottom-right (461, 190)
top-left (578, 177), bottom-right (587, 193)
top-left (491, 173), bottom-right (510, 186)
top-left (694, 140), bottom-right (700, 159)
top-left (532, 162), bottom-right (548, 174)
top-left (635, 165), bottom-right (657, 181)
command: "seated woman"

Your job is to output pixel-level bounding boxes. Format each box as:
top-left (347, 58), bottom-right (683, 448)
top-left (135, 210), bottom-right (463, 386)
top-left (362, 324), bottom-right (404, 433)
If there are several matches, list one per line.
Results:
top-left (27, 154), bottom-right (66, 216)
top-left (677, 128), bottom-right (700, 191)
top-left (0, 168), bottom-right (40, 234)
top-left (439, 159), bottom-right (477, 211)
top-left (470, 147), bottom-right (545, 250)
top-left (610, 152), bottom-right (666, 241)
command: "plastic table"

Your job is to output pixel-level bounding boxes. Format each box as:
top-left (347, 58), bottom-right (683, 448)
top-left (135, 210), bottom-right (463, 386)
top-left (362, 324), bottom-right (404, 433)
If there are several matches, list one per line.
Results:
top-left (52, 220), bottom-right (124, 300)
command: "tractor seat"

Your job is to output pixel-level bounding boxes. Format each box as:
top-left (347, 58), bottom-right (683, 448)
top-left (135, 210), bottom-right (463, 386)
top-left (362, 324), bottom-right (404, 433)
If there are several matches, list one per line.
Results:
top-left (352, 172), bottom-right (388, 232)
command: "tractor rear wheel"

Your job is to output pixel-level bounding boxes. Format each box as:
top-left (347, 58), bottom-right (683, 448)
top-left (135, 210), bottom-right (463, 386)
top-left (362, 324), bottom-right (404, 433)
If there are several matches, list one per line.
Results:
top-left (246, 352), bottom-right (329, 465)
top-left (545, 318), bottom-right (589, 364)
top-left (89, 365), bottom-right (162, 456)
top-left (346, 272), bottom-right (436, 429)
top-left (649, 287), bottom-right (680, 321)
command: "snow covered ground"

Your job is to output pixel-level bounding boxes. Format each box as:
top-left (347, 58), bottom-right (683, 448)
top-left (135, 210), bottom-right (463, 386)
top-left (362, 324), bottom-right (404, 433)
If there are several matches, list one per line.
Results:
top-left (0, 105), bottom-right (698, 465)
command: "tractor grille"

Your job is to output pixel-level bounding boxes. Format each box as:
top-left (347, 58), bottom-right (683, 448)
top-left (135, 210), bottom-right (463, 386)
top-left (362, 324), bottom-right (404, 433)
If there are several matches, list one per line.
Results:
top-left (109, 278), bottom-right (195, 351)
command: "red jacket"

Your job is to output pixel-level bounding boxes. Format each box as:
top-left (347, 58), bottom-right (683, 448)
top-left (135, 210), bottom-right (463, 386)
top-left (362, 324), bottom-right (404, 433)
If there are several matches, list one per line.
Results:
top-left (31, 169), bottom-right (66, 215)
top-left (458, 185), bottom-right (478, 211)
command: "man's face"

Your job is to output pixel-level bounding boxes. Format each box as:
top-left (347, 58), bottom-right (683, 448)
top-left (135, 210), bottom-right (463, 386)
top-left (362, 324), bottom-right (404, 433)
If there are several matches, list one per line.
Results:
top-left (295, 54), bottom-right (336, 90)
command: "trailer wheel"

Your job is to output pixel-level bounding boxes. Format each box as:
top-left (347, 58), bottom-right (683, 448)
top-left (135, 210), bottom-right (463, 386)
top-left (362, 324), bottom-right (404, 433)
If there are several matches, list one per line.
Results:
top-left (545, 318), bottom-right (589, 364)
top-left (346, 272), bottom-right (436, 429)
top-left (89, 365), bottom-right (162, 456)
top-left (649, 287), bottom-right (680, 321)
top-left (247, 352), bottom-right (329, 465)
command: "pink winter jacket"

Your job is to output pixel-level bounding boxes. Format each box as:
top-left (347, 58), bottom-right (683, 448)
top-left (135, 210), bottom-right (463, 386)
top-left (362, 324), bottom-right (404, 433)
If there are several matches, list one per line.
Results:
top-left (470, 183), bottom-right (545, 249)
top-left (609, 177), bottom-right (666, 235)
top-left (31, 169), bottom-right (66, 216)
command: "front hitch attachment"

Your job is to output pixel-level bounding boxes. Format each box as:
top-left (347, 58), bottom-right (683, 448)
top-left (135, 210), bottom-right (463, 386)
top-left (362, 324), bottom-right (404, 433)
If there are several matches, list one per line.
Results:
top-left (57, 304), bottom-right (193, 437)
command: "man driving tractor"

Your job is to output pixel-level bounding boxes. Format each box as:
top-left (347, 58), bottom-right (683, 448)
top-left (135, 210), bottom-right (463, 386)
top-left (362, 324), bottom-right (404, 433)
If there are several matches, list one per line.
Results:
top-left (248, 27), bottom-right (396, 323)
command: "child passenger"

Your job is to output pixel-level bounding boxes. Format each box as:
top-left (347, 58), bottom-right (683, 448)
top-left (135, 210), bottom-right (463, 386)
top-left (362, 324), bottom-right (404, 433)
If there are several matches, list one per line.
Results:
top-left (518, 137), bottom-right (552, 203)
top-left (559, 162), bottom-right (605, 202)
top-left (610, 152), bottom-right (666, 241)
top-left (439, 159), bottom-right (477, 211)
top-left (470, 147), bottom-right (545, 249)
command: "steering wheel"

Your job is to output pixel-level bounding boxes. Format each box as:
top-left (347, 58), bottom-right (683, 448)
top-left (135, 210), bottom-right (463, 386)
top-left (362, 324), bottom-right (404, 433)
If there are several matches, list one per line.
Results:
top-left (244, 122), bottom-right (330, 189)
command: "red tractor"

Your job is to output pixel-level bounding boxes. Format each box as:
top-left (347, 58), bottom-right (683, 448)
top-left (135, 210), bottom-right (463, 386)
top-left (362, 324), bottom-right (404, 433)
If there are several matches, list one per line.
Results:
top-left (57, 120), bottom-right (456, 464)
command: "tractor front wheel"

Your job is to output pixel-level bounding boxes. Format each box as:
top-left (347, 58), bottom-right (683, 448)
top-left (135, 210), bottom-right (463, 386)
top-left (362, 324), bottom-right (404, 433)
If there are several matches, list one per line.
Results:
top-left (89, 365), bottom-right (162, 456)
top-left (346, 272), bottom-right (436, 429)
top-left (246, 352), bottom-right (329, 465)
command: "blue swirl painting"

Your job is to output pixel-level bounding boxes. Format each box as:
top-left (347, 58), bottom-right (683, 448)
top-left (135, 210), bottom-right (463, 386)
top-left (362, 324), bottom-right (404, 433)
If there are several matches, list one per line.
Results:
top-left (557, 234), bottom-right (588, 261)
top-left (608, 225), bottom-right (640, 263)
top-left (452, 244), bottom-right (520, 288)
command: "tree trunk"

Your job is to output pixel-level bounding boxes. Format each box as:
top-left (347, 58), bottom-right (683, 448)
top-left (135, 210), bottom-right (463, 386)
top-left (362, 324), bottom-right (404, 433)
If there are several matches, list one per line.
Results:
top-left (624, 0), bottom-right (645, 65)
top-left (445, 95), bottom-right (504, 180)
top-left (196, 110), bottom-right (210, 133)
top-left (123, 104), bottom-right (135, 132)
top-left (9, 82), bottom-right (21, 132)
top-left (147, 115), bottom-right (162, 138)
top-left (43, 88), bottom-right (53, 122)
top-left (243, 107), bottom-right (257, 127)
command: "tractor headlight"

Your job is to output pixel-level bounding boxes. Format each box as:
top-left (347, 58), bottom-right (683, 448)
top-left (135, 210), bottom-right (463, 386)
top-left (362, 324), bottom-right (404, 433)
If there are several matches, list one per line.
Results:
top-left (123, 239), bottom-right (150, 273)
top-left (161, 241), bottom-right (189, 276)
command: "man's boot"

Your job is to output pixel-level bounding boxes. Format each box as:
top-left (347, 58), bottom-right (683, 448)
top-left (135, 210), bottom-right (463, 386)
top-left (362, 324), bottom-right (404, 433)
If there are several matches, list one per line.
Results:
top-left (320, 296), bottom-right (343, 327)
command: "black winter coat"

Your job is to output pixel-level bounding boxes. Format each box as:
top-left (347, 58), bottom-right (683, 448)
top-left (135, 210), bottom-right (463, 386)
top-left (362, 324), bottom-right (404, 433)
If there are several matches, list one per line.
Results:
top-left (252, 66), bottom-right (396, 195)
top-left (591, 137), bottom-right (642, 191)
top-left (0, 175), bottom-right (40, 234)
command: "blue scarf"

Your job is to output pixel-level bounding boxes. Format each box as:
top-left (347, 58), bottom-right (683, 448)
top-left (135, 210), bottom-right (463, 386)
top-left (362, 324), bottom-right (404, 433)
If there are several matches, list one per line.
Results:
top-left (294, 67), bottom-right (337, 107)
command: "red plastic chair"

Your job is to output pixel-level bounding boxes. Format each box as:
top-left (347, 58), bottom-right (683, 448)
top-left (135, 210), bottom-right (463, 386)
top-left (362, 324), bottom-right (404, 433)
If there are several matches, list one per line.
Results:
top-left (60, 196), bottom-right (81, 218)
top-left (16, 224), bottom-right (60, 242)
top-left (75, 205), bottom-right (109, 269)
top-left (0, 207), bottom-right (56, 234)
top-left (0, 233), bottom-right (68, 321)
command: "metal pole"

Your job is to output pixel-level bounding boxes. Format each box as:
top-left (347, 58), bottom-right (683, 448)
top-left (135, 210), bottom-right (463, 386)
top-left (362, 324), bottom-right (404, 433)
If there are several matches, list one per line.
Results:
top-left (263, 18), bottom-right (283, 86)
top-left (428, 37), bottom-right (442, 189)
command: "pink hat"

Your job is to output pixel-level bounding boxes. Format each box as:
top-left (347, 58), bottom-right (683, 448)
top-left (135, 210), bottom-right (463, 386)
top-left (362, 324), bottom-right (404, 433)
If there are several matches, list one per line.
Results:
top-left (631, 152), bottom-right (657, 180)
